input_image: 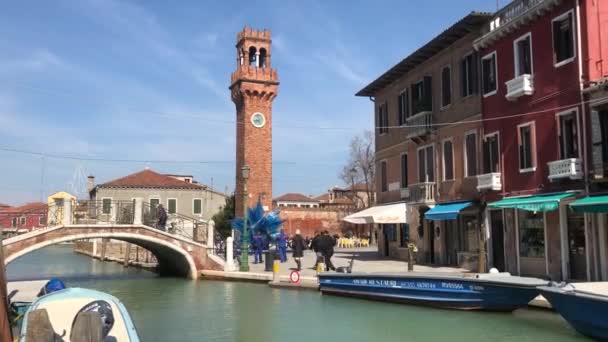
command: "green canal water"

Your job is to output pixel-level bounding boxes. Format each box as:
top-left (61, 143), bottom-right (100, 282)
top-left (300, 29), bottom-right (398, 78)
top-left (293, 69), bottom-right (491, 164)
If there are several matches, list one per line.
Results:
top-left (7, 245), bottom-right (592, 342)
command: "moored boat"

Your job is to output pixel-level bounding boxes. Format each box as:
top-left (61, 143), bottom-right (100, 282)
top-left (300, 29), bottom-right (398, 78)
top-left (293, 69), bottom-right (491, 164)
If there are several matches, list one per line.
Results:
top-left (539, 283), bottom-right (608, 341)
top-left (318, 272), bottom-right (548, 311)
top-left (19, 287), bottom-right (140, 341)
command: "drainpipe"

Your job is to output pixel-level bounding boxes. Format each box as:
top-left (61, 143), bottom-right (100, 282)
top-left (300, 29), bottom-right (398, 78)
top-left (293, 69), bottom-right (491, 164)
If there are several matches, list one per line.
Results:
top-left (576, 0), bottom-right (593, 280)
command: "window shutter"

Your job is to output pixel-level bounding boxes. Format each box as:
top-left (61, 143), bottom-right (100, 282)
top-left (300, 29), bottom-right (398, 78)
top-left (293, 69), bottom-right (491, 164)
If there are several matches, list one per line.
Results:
top-left (553, 20), bottom-right (561, 62)
top-left (472, 53), bottom-right (480, 94)
top-left (460, 59), bottom-right (467, 97)
top-left (398, 94), bottom-right (403, 126)
top-left (483, 139), bottom-right (491, 174)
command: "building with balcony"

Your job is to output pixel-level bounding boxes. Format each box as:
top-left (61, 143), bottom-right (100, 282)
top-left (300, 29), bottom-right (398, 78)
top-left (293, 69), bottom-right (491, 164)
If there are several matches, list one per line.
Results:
top-left (474, 0), bottom-right (608, 281)
top-left (356, 12), bottom-right (492, 267)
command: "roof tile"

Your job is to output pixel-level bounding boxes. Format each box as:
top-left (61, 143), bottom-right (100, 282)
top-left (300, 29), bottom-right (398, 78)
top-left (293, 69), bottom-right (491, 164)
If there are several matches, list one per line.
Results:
top-left (97, 169), bottom-right (204, 190)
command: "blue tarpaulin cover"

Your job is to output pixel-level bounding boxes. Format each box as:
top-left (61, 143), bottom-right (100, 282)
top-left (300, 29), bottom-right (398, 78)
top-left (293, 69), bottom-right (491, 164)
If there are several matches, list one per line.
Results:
top-left (424, 202), bottom-right (472, 220)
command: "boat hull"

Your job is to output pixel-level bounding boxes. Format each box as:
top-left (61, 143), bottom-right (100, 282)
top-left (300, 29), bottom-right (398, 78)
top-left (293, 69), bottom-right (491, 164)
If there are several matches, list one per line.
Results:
top-left (539, 286), bottom-right (608, 341)
top-left (319, 273), bottom-right (546, 311)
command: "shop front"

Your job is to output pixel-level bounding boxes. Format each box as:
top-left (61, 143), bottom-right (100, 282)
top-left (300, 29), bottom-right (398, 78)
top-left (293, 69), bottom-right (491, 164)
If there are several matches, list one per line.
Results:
top-left (570, 195), bottom-right (608, 280)
top-left (489, 192), bottom-right (579, 280)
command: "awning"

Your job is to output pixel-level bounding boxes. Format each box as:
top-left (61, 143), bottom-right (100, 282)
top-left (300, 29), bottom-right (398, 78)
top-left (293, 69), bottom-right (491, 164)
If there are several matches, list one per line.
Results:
top-left (342, 202), bottom-right (406, 224)
top-left (488, 192), bottom-right (577, 212)
top-left (570, 195), bottom-right (608, 213)
top-left (424, 202), bottom-right (472, 220)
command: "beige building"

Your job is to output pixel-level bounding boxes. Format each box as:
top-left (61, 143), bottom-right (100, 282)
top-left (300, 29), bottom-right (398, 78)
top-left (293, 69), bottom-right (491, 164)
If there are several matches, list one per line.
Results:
top-left (356, 12), bottom-right (492, 269)
top-left (88, 169), bottom-right (226, 222)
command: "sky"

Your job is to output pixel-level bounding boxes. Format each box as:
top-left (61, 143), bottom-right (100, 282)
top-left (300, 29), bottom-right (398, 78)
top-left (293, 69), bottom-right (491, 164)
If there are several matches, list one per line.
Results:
top-left (0, 0), bottom-right (498, 205)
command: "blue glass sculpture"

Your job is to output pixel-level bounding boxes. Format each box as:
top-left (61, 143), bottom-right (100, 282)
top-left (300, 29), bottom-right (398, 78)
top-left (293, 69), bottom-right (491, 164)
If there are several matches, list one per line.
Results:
top-left (231, 200), bottom-right (284, 239)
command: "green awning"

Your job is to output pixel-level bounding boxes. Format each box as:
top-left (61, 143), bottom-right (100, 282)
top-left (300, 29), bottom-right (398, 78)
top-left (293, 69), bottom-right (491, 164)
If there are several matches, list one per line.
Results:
top-left (570, 195), bottom-right (608, 213)
top-left (488, 192), bottom-right (577, 212)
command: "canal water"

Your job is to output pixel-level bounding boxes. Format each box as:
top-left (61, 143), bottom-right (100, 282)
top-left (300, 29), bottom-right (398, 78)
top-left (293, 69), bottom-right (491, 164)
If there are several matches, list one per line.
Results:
top-left (7, 245), bottom-right (592, 342)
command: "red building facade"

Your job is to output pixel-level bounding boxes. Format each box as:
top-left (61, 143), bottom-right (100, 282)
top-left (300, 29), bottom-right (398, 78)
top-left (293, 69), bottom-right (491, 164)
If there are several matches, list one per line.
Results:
top-left (0, 202), bottom-right (47, 231)
top-left (475, 0), bottom-right (608, 281)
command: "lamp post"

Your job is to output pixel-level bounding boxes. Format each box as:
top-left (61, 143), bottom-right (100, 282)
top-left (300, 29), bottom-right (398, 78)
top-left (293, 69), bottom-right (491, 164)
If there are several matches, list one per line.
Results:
top-left (240, 165), bottom-right (251, 272)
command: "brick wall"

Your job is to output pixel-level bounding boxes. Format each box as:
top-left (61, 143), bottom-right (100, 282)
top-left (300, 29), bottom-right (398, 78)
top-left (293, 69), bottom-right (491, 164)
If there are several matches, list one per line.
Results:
top-left (278, 208), bottom-right (363, 238)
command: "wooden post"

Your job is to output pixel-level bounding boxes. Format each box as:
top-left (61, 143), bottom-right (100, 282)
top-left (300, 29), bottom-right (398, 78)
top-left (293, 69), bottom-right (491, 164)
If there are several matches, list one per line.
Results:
top-left (0, 226), bottom-right (13, 341)
top-left (123, 243), bottom-right (131, 266)
top-left (478, 202), bottom-right (488, 274)
top-left (100, 238), bottom-right (107, 261)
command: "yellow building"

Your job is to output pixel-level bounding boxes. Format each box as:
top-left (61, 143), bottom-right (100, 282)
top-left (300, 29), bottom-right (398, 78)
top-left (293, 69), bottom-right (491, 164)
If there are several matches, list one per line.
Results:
top-left (47, 191), bottom-right (76, 225)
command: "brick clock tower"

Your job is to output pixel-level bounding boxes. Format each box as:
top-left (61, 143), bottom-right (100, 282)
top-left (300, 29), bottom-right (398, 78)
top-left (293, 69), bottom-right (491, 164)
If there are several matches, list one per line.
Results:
top-left (230, 27), bottom-right (278, 216)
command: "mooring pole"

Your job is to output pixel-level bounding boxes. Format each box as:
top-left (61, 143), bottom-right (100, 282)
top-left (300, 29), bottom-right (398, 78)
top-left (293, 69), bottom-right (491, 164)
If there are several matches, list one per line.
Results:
top-left (0, 226), bottom-right (13, 341)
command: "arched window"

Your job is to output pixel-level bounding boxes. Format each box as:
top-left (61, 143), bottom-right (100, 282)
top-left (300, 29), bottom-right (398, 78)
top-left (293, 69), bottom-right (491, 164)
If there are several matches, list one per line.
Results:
top-left (239, 48), bottom-right (245, 65)
top-left (249, 46), bottom-right (257, 66)
top-left (259, 48), bottom-right (267, 68)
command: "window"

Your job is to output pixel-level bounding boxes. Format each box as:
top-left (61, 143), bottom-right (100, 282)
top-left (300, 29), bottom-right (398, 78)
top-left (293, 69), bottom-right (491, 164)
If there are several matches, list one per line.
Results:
top-left (377, 102), bottom-right (389, 134)
top-left (400, 154), bottom-right (408, 188)
top-left (150, 198), bottom-right (160, 210)
top-left (168, 199), bottom-right (177, 214)
top-left (11, 217), bottom-right (17, 227)
top-left (443, 140), bottom-right (454, 181)
top-left (518, 211), bottom-right (545, 258)
top-left (483, 133), bottom-right (500, 173)
top-left (465, 132), bottom-right (478, 177)
top-left (20, 217), bottom-right (26, 225)
top-left (600, 110), bottom-right (608, 165)
top-left (441, 66), bottom-right (451, 108)
top-left (193, 198), bottom-right (202, 215)
top-left (514, 33), bottom-right (533, 76)
top-left (39, 216), bottom-right (45, 225)
top-left (102, 198), bottom-right (112, 214)
top-left (399, 223), bottom-right (410, 247)
top-left (411, 76), bottom-right (432, 115)
top-left (380, 161), bottom-right (388, 192)
top-left (482, 52), bottom-right (497, 96)
top-left (461, 53), bottom-right (478, 97)
top-left (398, 90), bottom-right (409, 125)
top-left (418, 145), bottom-right (435, 182)
top-left (384, 224), bottom-right (397, 242)
top-left (553, 11), bottom-right (575, 66)
top-left (518, 122), bottom-right (536, 171)
top-left (558, 110), bottom-right (579, 159)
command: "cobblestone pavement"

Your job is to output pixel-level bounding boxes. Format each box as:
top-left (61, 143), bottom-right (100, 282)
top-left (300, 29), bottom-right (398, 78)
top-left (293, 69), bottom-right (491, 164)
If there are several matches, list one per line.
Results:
top-left (246, 246), bottom-right (469, 277)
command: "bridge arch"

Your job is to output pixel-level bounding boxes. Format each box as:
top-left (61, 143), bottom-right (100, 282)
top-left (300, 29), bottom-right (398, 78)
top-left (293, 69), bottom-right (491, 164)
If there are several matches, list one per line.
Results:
top-left (3, 226), bottom-right (202, 279)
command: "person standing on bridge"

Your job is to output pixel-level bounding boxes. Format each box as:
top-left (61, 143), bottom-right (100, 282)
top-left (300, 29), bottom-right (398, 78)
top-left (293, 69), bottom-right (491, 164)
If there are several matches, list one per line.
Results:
top-left (156, 203), bottom-right (167, 231)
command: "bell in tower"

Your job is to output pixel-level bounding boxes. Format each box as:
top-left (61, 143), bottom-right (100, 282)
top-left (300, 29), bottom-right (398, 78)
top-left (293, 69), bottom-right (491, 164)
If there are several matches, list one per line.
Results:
top-left (230, 27), bottom-right (279, 216)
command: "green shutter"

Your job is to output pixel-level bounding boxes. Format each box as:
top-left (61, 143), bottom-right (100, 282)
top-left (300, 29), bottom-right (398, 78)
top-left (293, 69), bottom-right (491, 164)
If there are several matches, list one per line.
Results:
top-left (168, 199), bottom-right (177, 214)
top-left (193, 199), bottom-right (202, 214)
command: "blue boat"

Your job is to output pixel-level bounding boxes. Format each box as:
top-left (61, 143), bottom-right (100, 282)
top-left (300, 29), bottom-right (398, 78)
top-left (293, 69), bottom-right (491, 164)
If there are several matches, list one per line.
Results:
top-left (19, 287), bottom-right (140, 341)
top-left (318, 272), bottom-right (548, 311)
top-left (539, 284), bottom-right (608, 341)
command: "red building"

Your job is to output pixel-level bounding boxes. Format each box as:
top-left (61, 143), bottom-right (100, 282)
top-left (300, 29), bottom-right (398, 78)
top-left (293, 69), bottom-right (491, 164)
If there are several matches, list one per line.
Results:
top-left (0, 202), bottom-right (47, 231)
top-left (474, 0), bottom-right (608, 280)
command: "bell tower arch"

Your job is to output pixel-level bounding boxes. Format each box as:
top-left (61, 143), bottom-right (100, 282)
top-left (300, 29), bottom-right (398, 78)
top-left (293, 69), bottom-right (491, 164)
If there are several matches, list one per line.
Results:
top-left (230, 27), bottom-right (279, 215)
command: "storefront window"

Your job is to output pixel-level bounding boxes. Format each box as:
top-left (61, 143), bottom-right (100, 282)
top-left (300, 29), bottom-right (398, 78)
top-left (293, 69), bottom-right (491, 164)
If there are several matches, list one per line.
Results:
top-left (518, 211), bottom-right (545, 258)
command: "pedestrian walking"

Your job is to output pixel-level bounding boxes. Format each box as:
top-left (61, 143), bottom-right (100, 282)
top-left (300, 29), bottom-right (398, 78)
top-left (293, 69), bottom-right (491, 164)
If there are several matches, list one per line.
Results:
top-left (252, 231), bottom-right (264, 264)
top-left (291, 229), bottom-right (306, 271)
top-left (156, 203), bottom-right (167, 231)
top-left (277, 229), bottom-right (288, 263)
top-left (311, 231), bottom-right (322, 269)
top-left (319, 231), bottom-right (336, 271)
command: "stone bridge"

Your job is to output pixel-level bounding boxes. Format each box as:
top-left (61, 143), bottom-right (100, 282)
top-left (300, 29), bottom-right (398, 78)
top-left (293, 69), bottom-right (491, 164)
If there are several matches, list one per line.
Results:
top-left (2, 199), bottom-right (224, 279)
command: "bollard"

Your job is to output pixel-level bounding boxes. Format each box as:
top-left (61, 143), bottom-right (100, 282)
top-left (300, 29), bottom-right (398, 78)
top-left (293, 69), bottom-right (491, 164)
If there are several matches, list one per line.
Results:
top-left (407, 243), bottom-right (417, 272)
top-left (273, 259), bottom-right (280, 283)
top-left (225, 237), bottom-right (236, 272)
top-left (316, 256), bottom-right (326, 275)
top-left (207, 220), bottom-right (215, 248)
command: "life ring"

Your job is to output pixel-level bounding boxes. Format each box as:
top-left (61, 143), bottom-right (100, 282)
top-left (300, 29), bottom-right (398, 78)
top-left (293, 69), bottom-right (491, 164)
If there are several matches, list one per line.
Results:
top-left (289, 271), bottom-right (300, 284)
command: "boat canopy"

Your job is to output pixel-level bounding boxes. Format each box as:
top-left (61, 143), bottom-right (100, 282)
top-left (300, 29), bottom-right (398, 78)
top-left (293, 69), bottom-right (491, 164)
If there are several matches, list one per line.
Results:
top-left (424, 202), bottom-right (472, 220)
top-left (342, 202), bottom-right (406, 224)
top-left (570, 195), bottom-right (608, 213)
top-left (488, 192), bottom-right (576, 212)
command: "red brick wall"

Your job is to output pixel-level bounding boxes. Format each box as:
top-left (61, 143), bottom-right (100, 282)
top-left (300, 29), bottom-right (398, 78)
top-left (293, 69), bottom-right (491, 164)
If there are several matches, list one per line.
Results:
top-left (278, 208), bottom-right (362, 238)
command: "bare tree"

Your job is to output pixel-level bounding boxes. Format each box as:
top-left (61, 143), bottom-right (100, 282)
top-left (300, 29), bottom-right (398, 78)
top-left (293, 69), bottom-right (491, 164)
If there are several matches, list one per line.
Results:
top-left (340, 130), bottom-right (375, 209)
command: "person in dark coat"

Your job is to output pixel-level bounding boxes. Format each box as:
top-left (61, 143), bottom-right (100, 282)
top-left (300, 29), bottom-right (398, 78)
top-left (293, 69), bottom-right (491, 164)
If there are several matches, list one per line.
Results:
top-left (319, 231), bottom-right (336, 271)
top-left (252, 231), bottom-right (264, 264)
top-left (291, 229), bottom-right (306, 271)
top-left (310, 231), bottom-right (322, 269)
top-left (156, 203), bottom-right (167, 231)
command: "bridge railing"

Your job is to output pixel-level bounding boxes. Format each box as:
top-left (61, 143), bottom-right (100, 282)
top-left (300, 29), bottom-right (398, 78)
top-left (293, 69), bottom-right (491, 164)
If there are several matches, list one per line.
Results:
top-left (141, 201), bottom-right (208, 243)
top-left (72, 200), bottom-right (136, 225)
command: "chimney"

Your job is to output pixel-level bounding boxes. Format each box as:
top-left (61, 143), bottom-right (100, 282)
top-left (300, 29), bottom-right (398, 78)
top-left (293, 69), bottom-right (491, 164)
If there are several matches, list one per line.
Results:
top-left (87, 175), bottom-right (95, 193)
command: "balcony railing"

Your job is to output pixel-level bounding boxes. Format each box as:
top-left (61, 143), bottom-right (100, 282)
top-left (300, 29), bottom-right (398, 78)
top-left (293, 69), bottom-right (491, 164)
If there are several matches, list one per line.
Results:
top-left (407, 182), bottom-right (436, 204)
top-left (405, 111), bottom-right (433, 139)
top-left (548, 158), bottom-right (583, 181)
top-left (506, 74), bottom-right (534, 100)
top-left (476, 173), bottom-right (502, 191)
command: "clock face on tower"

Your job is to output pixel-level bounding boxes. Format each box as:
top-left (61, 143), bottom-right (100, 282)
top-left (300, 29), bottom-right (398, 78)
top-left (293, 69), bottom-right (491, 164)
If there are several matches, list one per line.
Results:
top-left (250, 112), bottom-right (266, 128)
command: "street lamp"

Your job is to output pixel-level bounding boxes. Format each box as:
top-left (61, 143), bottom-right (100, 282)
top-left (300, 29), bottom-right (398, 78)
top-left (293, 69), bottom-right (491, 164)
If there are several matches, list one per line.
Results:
top-left (240, 165), bottom-right (251, 272)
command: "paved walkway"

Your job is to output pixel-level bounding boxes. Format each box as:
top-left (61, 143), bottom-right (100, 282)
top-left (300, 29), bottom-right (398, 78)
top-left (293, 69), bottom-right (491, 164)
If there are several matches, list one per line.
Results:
top-left (246, 247), bottom-right (469, 276)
